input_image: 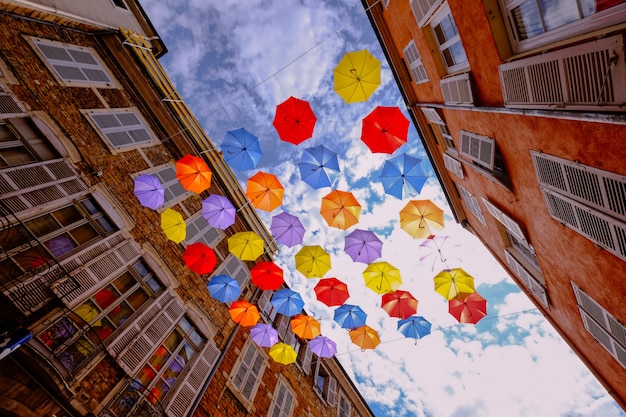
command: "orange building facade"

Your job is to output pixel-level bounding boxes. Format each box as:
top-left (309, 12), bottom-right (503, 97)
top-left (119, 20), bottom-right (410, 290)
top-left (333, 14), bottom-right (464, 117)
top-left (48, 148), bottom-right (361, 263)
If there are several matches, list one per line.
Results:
top-left (364, 0), bottom-right (626, 410)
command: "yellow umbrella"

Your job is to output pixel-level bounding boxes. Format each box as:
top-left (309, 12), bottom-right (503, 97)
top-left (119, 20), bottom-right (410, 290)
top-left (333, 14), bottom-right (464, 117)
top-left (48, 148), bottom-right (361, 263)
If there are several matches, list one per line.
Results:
top-left (246, 171), bottom-right (284, 212)
top-left (269, 342), bottom-right (297, 365)
top-left (362, 261), bottom-right (402, 295)
top-left (399, 199), bottom-right (445, 239)
top-left (74, 304), bottom-right (100, 325)
top-left (228, 231), bottom-right (264, 261)
top-left (160, 208), bottom-right (186, 243)
top-left (349, 325), bottom-right (380, 350)
top-left (291, 315), bottom-right (321, 340)
top-left (295, 245), bottom-right (332, 278)
top-left (433, 268), bottom-right (475, 300)
top-left (334, 49), bottom-right (381, 104)
top-left (320, 190), bottom-right (361, 230)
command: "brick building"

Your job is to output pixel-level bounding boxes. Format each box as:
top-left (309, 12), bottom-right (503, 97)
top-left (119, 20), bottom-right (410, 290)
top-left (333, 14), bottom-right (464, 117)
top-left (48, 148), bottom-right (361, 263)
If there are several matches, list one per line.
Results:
top-left (0, 2), bottom-right (374, 417)
top-left (362, 0), bottom-right (626, 411)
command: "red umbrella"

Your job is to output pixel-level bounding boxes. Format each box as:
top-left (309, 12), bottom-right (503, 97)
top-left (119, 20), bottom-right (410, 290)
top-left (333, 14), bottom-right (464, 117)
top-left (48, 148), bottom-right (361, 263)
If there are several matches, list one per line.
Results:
top-left (381, 290), bottom-right (418, 319)
top-left (273, 96), bottom-right (317, 145)
top-left (361, 106), bottom-right (409, 154)
top-left (448, 292), bottom-right (487, 324)
top-left (250, 262), bottom-right (284, 291)
top-left (183, 242), bottom-right (217, 274)
top-left (314, 277), bottom-right (350, 307)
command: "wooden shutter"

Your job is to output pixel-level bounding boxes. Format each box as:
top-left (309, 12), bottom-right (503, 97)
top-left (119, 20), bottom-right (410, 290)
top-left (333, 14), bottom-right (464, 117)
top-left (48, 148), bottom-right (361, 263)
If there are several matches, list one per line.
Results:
top-left (217, 254), bottom-right (249, 287)
top-left (300, 342), bottom-right (313, 375)
top-left (403, 41), bottom-right (429, 84)
top-left (34, 40), bottom-right (113, 85)
top-left (409, 0), bottom-right (443, 26)
top-left (443, 153), bottom-right (464, 179)
top-left (276, 315), bottom-right (289, 339)
top-left (481, 198), bottom-right (527, 244)
top-left (441, 73), bottom-right (474, 105)
top-left (0, 85), bottom-right (25, 117)
top-left (459, 130), bottom-right (495, 170)
top-left (504, 250), bottom-right (549, 307)
top-left (89, 110), bottom-right (153, 148)
top-left (325, 376), bottom-right (337, 406)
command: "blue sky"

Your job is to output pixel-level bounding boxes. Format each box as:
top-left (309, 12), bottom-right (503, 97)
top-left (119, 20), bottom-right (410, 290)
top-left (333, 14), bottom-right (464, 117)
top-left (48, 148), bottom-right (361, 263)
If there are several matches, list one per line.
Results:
top-left (139, 1), bottom-right (626, 416)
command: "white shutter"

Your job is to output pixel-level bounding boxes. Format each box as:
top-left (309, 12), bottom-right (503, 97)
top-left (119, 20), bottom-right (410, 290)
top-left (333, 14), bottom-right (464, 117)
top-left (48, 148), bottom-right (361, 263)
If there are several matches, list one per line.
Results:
top-left (325, 376), bottom-right (337, 406)
top-left (459, 130), bottom-right (495, 170)
top-left (301, 343), bottom-right (313, 375)
top-left (89, 110), bottom-right (153, 148)
top-left (185, 213), bottom-right (222, 247)
top-left (481, 198), bottom-right (527, 244)
top-left (440, 73), bottom-right (474, 105)
top-left (457, 184), bottom-right (486, 226)
top-left (443, 153), bottom-right (464, 179)
top-left (505, 250), bottom-right (549, 308)
top-left (409, 0), bottom-right (443, 26)
top-left (578, 308), bottom-right (626, 370)
top-left (572, 282), bottom-right (626, 347)
top-left (257, 290), bottom-right (274, 321)
top-left (150, 164), bottom-right (188, 205)
top-left (421, 107), bottom-right (444, 124)
top-left (0, 85), bottom-right (25, 117)
top-left (276, 315), bottom-right (289, 339)
top-left (403, 41), bottom-right (429, 84)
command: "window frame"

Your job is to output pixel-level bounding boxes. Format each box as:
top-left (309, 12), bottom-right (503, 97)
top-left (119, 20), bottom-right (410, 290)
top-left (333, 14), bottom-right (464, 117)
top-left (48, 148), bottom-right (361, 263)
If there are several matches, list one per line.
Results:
top-left (338, 394), bottom-right (351, 417)
top-left (403, 40), bottom-right (429, 85)
top-left (84, 108), bottom-right (158, 153)
top-left (138, 163), bottom-right (191, 210)
top-left (268, 379), bottom-right (295, 417)
top-left (185, 211), bottom-right (224, 250)
top-left (229, 340), bottom-right (267, 408)
top-left (460, 131), bottom-right (512, 190)
top-left (429, 4), bottom-right (469, 74)
top-left (313, 359), bottom-right (336, 406)
top-left (456, 184), bottom-right (487, 227)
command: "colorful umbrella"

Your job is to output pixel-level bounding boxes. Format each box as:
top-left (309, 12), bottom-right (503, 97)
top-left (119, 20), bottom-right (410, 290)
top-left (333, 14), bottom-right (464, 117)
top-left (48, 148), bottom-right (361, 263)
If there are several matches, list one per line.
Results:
top-left (399, 199), bottom-right (445, 239)
top-left (349, 325), bottom-right (380, 350)
top-left (133, 174), bottom-right (164, 210)
top-left (271, 288), bottom-right (305, 317)
top-left (202, 194), bottom-right (236, 230)
top-left (298, 145), bottom-right (340, 189)
top-left (320, 190), bottom-right (361, 230)
top-left (314, 277), bottom-right (350, 307)
top-left (362, 261), bottom-right (402, 295)
top-left (381, 290), bottom-right (418, 319)
top-left (269, 342), bottom-right (297, 365)
top-left (294, 245), bottom-right (332, 278)
top-left (250, 262), bottom-right (284, 291)
top-left (344, 229), bottom-right (383, 264)
top-left (419, 235), bottom-right (462, 271)
top-left (221, 128), bottom-right (263, 171)
top-left (160, 208), bottom-right (186, 244)
top-left (333, 304), bottom-right (367, 330)
top-left (207, 275), bottom-right (241, 303)
top-left (291, 315), bottom-right (321, 339)
top-left (228, 231), bottom-right (264, 261)
top-left (397, 316), bottom-right (432, 341)
top-left (270, 211), bottom-right (305, 247)
top-left (434, 268), bottom-right (475, 300)
top-left (272, 96), bottom-right (317, 145)
top-left (175, 154), bottom-right (212, 194)
top-left (246, 171), bottom-right (284, 212)
top-left (183, 242), bottom-right (217, 274)
top-left (361, 106), bottom-right (409, 154)
top-left (334, 49), bottom-right (381, 103)
top-left (379, 153), bottom-right (427, 199)
top-left (228, 300), bottom-right (260, 327)
top-left (309, 335), bottom-right (337, 358)
top-left (249, 323), bottom-right (279, 348)
top-left (74, 304), bottom-right (100, 324)
top-left (449, 291), bottom-right (487, 324)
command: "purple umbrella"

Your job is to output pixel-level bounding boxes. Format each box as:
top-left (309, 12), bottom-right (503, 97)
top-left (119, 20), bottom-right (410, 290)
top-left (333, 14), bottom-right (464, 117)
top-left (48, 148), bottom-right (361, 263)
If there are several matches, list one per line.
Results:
top-left (270, 211), bottom-right (305, 247)
top-left (133, 174), bottom-right (165, 210)
top-left (250, 323), bottom-right (279, 347)
top-left (309, 335), bottom-right (337, 358)
top-left (202, 194), bottom-right (236, 229)
top-left (344, 229), bottom-right (383, 264)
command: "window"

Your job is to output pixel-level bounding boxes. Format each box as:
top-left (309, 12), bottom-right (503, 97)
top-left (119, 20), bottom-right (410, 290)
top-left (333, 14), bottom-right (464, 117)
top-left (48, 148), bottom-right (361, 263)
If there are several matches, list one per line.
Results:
top-left (460, 130), bottom-right (511, 189)
top-left (338, 395), bottom-right (351, 417)
top-left (111, 0), bottom-right (128, 9)
top-left (231, 341), bottom-right (266, 405)
top-left (456, 184), bottom-right (486, 227)
top-left (145, 164), bottom-right (190, 207)
top-left (505, 250), bottom-right (549, 307)
top-left (403, 40), bottom-right (429, 84)
top-left (268, 380), bottom-right (295, 417)
top-left (213, 254), bottom-right (250, 288)
top-left (430, 4), bottom-right (468, 73)
top-left (0, 85), bottom-right (25, 118)
top-left (410, 0), bottom-right (444, 26)
top-left (421, 108), bottom-right (457, 152)
top-left (0, 118), bottom-right (60, 167)
top-left (87, 109), bottom-right (155, 150)
top-left (314, 361), bottom-right (336, 406)
top-left (185, 212), bottom-right (223, 248)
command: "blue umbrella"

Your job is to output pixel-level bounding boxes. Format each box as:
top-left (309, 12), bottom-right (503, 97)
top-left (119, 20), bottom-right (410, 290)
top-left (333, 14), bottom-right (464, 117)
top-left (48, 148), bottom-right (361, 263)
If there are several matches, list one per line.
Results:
top-left (298, 144), bottom-right (340, 189)
top-left (222, 128), bottom-right (263, 171)
top-left (333, 304), bottom-right (367, 329)
top-left (379, 153), bottom-right (427, 199)
top-left (207, 275), bottom-right (241, 303)
top-left (271, 288), bottom-right (305, 316)
top-left (397, 315), bottom-right (431, 341)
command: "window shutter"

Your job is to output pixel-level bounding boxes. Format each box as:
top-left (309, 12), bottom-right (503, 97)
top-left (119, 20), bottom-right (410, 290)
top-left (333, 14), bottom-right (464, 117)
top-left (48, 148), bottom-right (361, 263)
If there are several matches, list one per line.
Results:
top-left (216, 255), bottom-right (249, 287)
top-left (185, 213), bottom-right (222, 247)
top-left (421, 107), bottom-right (444, 124)
top-left (504, 250), bottom-right (549, 308)
top-left (403, 41), bottom-right (429, 84)
top-left (443, 153), bottom-right (464, 179)
top-left (409, 0), bottom-right (443, 26)
top-left (34, 40), bottom-right (113, 85)
top-left (481, 198), bottom-right (527, 244)
top-left (242, 350), bottom-right (264, 400)
top-left (276, 315), bottom-right (289, 339)
top-left (301, 343), bottom-right (313, 375)
top-left (457, 184), bottom-right (487, 226)
top-left (149, 164), bottom-right (188, 205)
top-left (325, 376), bottom-right (337, 406)
top-left (459, 130), bottom-right (495, 169)
top-left (0, 86), bottom-right (25, 117)
top-left (89, 111), bottom-right (153, 149)
top-left (440, 73), bottom-right (474, 105)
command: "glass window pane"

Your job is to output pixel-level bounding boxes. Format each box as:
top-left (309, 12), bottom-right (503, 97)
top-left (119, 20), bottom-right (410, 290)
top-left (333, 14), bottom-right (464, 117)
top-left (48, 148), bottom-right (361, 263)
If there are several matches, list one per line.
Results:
top-left (74, 300), bottom-right (100, 324)
top-left (178, 317), bottom-right (192, 335)
top-left (53, 206), bottom-right (82, 227)
top-left (178, 343), bottom-right (195, 365)
top-left (37, 317), bottom-right (78, 350)
top-left (448, 41), bottom-right (468, 66)
top-left (146, 277), bottom-right (163, 293)
top-left (93, 317), bottom-right (115, 341)
top-left (0, 124), bottom-right (17, 141)
top-left (107, 300), bottom-right (133, 327)
top-left (45, 234), bottom-right (76, 257)
top-left (58, 337), bottom-right (94, 372)
top-left (133, 261), bottom-right (150, 278)
top-left (149, 380), bottom-right (170, 404)
top-left (511, 1), bottom-right (544, 40)
top-left (0, 147), bottom-right (36, 166)
top-left (126, 288), bottom-right (149, 310)
top-left (94, 286), bottom-right (119, 310)
top-left (80, 198), bottom-right (100, 215)
top-left (149, 345), bottom-right (170, 370)
top-left (136, 364), bottom-right (157, 387)
top-left (69, 223), bottom-right (98, 245)
top-left (539, 0), bottom-right (580, 31)
top-left (163, 331), bottom-right (183, 352)
top-left (13, 244), bottom-right (50, 272)
top-left (1, 224), bottom-right (31, 252)
top-left (95, 216), bottom-right (115, 233)
top-left (25, 214), bottom-right (59, 237)
top-left (113, 271), bottom-right (136, 294)
top-left (163, 360), bottom-right (183, 384)
top-left (189, 329), bottom-right (203, 347)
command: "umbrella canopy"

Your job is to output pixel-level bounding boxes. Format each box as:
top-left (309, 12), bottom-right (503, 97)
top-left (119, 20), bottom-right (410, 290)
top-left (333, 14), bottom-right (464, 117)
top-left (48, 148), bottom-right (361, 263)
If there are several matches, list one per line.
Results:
top-left (183, 242), bottom-right (217, 274)
top-left (379, 153), bottom-right (427, 199)
top-left (397, 315), bottom-right (432, 341)
top-left (333, 49), bottom-right (381, 103)
top-left (133, 174), bottom-right (164, 210)
top-left (419, 235), bottom-right (462, 271)
top-left (362, 261), bottom-right (402, 295)
top-left (160, 208), bottom-right (186, 244)
top-left (449, 291), bottom-right (487, 324)
top-left (399, 199), bottom-right (445, 239)
top-left (381, 290), bottom-right (418, 319)
top-left (320, 190), bottom-right (361, 230)
top-left (298, 145), bottom-right (340, 189)
top-left (270, 211), bottom-right (305, 247)
top-left (291, 315), bottom-right (321, 339)
top-left (207, 275), bottom-right (241, 303)
top-left (250, 262), bottom-right (284, 291)
top-left (75, 304), bottom-right (100, 324)
top-left (361, 106), bottom-right (410, 154)
top-left (333, 304), bottom-right (367, 330)
top-left (202, 194), bottom-right (236, 230)
top-left (269, 342), bottom-right (297, 365)
top-left (434, 268), bottom-right (475, 300)
top-left (349, 325), bottom-right (380, 350)
top-left (294, 245), bottom-right (332, 278)
top-left (273, 96), bottom-right (317, 145)
top-left (250, 323), bottom-right (279, 348)
top-left (175, 154), bottom-right (212, 194)
top-left (246, 171), bottom-right (284, 212)
top-left (271, 288), bottom-right (305, 317)
top-left (221, 128), bottom-right (263, 171)
top-left (314, 277), bottom-right (350, 307)
top-left (228, 300), bottom-right (260, 327)
top-left (344, 229), bottom-right (383, 264)
top-left (309, 335), bottom-right (337, 358)
top-left (228, 231), bottom-right (264, 261)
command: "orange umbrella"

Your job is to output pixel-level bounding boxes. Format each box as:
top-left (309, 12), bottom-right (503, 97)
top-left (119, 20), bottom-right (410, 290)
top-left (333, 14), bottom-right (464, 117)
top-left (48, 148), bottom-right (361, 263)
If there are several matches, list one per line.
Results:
top-left (381, 290), bottom-right (418, 319)
top-left (399, 199), bottom-right (445, 239)
top-left (246, 171), bottom-right (284, 212)
top-left (176, 154), bottom-right (212, 194)
top-left (228, 300), bottom-right (260, 327)
top-left (290, 315), bottom-right (321, 339)
top-left (349, 325), bottom-right (380, 350)
top-left (448, 291), bottom-right (487, 324)
top-left (320, 190), bottom-right (361, 230)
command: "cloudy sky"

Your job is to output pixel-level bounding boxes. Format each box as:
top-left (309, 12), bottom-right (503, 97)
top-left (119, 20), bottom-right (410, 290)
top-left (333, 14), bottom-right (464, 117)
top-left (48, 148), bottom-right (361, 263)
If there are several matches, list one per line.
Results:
top-left (139, 1), bottom-right (626, 416)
